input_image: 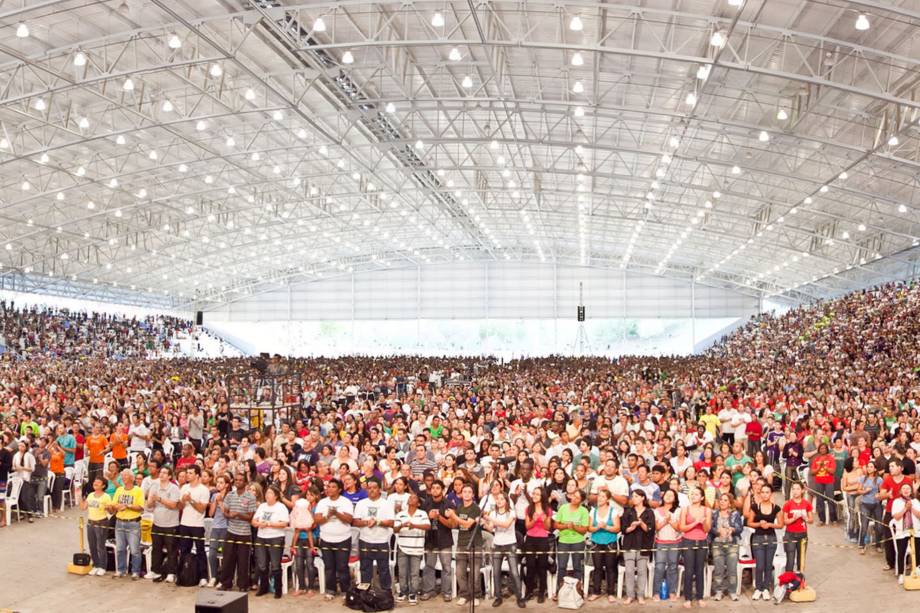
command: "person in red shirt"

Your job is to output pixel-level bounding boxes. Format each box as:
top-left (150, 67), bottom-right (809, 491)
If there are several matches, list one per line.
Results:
top-left (809, 443), bottom-right (837, 524)
top-left (879, 460), bottom-right (909, 570)
top-left (176, 442), bottom-right (198, 469)
top-left (782, 482), bottom-right (813, 571)
top-left (745, 413), bottom-right (763, 457)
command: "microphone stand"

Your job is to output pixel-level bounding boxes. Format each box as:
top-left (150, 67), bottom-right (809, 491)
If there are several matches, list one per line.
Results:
top-left (469, 519), bottom-right (484, 613)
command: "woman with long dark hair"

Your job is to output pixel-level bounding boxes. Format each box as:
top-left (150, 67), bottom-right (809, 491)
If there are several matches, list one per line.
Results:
top-left (587, 488), bottom-right (620, 602)
top-left (745, 483), bottom-right (783, 601)
top-left (523, 486), bottom-right (552, 603)
top-left (678, 485), bottom-right (711, 607)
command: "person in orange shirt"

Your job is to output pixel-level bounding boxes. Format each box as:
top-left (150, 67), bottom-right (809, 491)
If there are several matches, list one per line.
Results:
top-left (84, 424), bottom-right (109, 497)
top-left (110, 424), bottom-right (128, 468)
top-left (48, 437), bottom-right (66, 510)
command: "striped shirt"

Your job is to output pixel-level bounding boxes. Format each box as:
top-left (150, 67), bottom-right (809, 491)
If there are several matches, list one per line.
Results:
top-left (409, 457), bottom-right (438, 478)
top-left (224, 489), bottom-right (258, 536)
top-left (395, 509), bottom-right (430, 556)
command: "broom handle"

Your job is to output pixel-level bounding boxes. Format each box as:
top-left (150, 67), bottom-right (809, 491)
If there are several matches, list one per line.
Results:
top-left (799, 536), bottom-right (806, 573)
top-left (79, 516), bottom-right (86, 554)
top-left (911, 529), bottom-right (916, 576)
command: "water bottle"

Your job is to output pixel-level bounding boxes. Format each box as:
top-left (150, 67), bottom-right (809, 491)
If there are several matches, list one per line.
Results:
top-left (659, 578), bottom-right (669, 600)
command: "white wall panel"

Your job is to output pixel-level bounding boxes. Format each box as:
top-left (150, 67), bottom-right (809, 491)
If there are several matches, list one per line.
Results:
top-left (204, 263), bottom-right (760, 322)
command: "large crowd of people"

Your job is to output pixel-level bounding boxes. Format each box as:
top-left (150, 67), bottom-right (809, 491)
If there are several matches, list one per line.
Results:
top-left (2, 279), bottom-right (920, 608)
top-left (0, 301), bottom-right (194, 359)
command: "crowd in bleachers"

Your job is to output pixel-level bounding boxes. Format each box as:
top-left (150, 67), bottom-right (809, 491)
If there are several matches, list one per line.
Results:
top-left (0, 301), bottom-right (193, 359)
top-left (1, 281), bottom-right (919, 607)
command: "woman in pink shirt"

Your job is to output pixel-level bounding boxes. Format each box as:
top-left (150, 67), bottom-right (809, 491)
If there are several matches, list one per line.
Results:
top-left (523, 487), bottom-right (553, 603)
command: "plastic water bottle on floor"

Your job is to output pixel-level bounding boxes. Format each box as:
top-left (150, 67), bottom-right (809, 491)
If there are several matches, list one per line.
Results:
top-left (660, 578), bottom-right (669, 600)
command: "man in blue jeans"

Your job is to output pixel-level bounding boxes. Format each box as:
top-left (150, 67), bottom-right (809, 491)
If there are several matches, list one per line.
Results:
top-left (109, 470), bottom-right (145, 579)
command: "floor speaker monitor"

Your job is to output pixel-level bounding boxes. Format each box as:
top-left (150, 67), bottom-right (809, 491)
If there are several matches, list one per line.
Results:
top-left (194, 589), bottom-right (247, 613)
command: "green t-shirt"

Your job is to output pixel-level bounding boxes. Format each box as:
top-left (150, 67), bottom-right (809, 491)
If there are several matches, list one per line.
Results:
top-left (456, 503), bottom-right (482, 548)
top-left (725, 454), bottom-right (753, 486)
top-left (554, 504), bottom-right (589, 544)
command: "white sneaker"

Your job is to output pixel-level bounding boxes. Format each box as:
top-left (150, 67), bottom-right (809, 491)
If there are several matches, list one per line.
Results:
top-left (206, 578), bottom-right (217, 587)
top-left (91, 568), bottom-right (103, 576)
top-left (456, 597), bottom-right (467, 606)
top-left (713, 591), bottom-right (723, 601)
top-left (730, 593), bottom-right (739, 601)
top-left (751, 590), bottom-right (762, 601)
top-left (165, 574), bottom-right (176, 584)
top-left (198, 578), bottom-right (209, 587)
top-left (898, 575), bottom-right (905, 585)
top-left (473, 599), bottom-right (480, 607)
top-left (147, 572), bottom-right (162, 581)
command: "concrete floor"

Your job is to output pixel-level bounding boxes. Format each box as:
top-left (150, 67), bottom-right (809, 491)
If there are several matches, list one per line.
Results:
top-left (0, 508), bottom-right (915, 613)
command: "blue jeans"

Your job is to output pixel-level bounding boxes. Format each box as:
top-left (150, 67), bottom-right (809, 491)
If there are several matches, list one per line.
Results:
top-left (295, 541), bottom-right (316, 590)
top-left (681, 538), bottom-right (707, 601)
top-left (710, 542), bottom-right (738, 595)
top-left (359, 540), bottom-right (392, 590)
top-left (556, 541), bottom-right (584, 585)
top-left (88, 520), bottom-right (109, 569)
top-left (750, 533), bottom-right (776, 591)
top-left (652, 542), bottom-right (679, 597)
top-left (115, 519), bottom-right (142, 575)
top-left (208, 527), bottom-right (227, 580)
top-left (398, 549), bottom-right (422, 597)
top-left (320, 537), bottom-right (352, 595)
top-left (492, 543), bottom-right (523, 600)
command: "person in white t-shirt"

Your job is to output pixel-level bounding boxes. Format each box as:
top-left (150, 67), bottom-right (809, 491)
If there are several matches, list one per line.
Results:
top-left (178, 465), bottom-right (210, 586)
top-left (483, 492), bottom-right (525, 608)
top-left (353, 478), bottom-right (395, 591)
top-left (314, 479), bottom-right (355, 600)
top-left (590, 458), bottom-right (630, 514)
top-left (252, 485), bottom-right (290, 599)
top-left (128, 414), bottom-right (150, 453)
top-left (394, 492), bottom-right (431, 603)
top-left (891, 483), bottom-right (920, 583)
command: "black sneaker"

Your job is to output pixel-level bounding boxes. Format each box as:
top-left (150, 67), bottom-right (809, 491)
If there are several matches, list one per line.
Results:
top-left (492, 598), bottom-right (503, 608)
top-left (516, 599), bottom-right (526, 608)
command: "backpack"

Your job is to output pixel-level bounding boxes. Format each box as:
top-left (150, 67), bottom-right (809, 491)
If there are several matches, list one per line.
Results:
top-left (346, 583), bottom-right (395, 612)
top-left (177, 552), bottom-right (200, 587)
top-left (557, 576), bottom-right (584, 610)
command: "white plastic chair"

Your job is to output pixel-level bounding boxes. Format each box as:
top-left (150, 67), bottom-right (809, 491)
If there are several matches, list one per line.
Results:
top-left (4, 478), bottom-right (23, 524)
top-left (43, 473), bottom-right (55, 517)
top-left (71, 460), bottom-right (86, 506)
top-left (62, 466), bottom-right (75, 510)
top-left (280, 528), bottom-right (295, 594)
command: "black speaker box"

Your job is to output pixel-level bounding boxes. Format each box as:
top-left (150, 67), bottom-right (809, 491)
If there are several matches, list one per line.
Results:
top-left (195, 310), bottom-right (204, 325)
top-left (195, 589), bottom-right (248, 613)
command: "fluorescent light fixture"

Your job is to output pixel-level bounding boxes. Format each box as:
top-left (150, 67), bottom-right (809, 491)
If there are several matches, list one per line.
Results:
top-left (16, 23), bottom-right (29, 38)
top-left (209, 63), bottom-right (223, 77)
top-left (571, 52), bottom-right (584, 66)
top-left (449, 47), bottom-right (462, 61)
top-left (313, 17), bottom-right (327, 32)
top-left (385, 102), bottom-right (396, 113)
top-left (342, 51), bottom-right (354, 64)
top-left (776, 108), bottom-right (788, 120)
top-left (74, 51), bottom-right (87, 66)
top-left (569, 15), bottom-right (584, 31)
top-left (758, 130), bottom-right (769, 142)
top-left (855, 14), bottom-right (870, 31)
top-left (168, 33), bottom-right (182, 49)
top-left (431, 12), bottom-right (445, 27)
top-left (572, 80), bottom-right (584, 93)
top-left (710, 30), bottom-right (727, 48)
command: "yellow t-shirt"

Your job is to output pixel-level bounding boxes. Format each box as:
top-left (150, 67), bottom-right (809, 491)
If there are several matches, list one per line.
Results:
top-left (112, 486), bottom-right (145, 520)
top-left (86, 492), bottom-right (112, 522)
top-left (699, 413), bottom-right (720, 437)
